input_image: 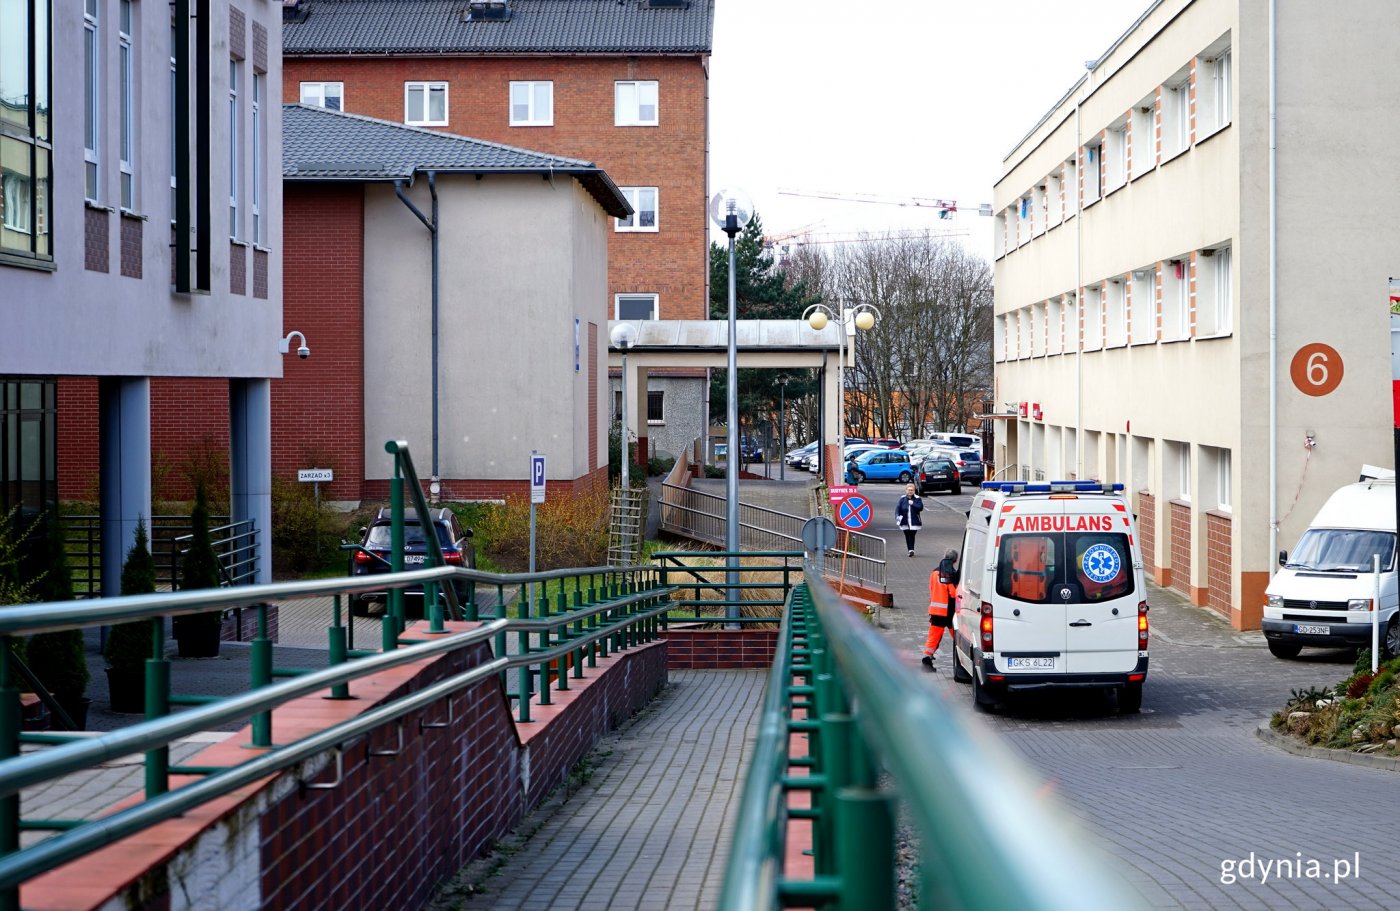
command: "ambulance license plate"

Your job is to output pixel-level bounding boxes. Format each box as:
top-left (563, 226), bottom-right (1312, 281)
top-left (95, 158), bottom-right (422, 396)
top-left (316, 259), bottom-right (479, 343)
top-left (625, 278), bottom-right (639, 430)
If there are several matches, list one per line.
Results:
top-left (1006, 657), bottom-right (1056, 670)
top-left (404, 555), bottom-right (425, 565)
top-left (1293, 623), bottom-right (1329, 635)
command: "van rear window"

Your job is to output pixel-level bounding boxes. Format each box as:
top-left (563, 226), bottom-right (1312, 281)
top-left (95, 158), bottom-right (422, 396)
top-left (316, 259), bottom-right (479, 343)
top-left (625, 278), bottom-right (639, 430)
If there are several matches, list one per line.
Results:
top-left (995, 532), bottom-right (1135, 604)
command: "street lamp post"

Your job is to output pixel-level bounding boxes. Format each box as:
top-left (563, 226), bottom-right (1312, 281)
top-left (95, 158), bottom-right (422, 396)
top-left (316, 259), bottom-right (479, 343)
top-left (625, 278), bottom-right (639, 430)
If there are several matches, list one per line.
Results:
top-left (709, 188), bottom-right (753, 623)
top-left (803, 301), bottom-right (880, 482)
top-left (777, 375), bottom-right (789, 481)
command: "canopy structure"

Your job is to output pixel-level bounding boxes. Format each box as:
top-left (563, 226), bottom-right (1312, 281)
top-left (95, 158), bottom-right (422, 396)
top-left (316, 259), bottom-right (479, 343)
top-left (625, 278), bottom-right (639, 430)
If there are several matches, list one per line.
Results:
top-left (607, 319), bottom-right (852, 462)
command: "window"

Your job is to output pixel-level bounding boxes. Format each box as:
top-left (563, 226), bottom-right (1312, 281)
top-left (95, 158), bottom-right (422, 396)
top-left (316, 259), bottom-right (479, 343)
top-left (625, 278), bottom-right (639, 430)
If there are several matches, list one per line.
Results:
top-left (647, 390), bottom-right (664, 424)
top-left (615, 81), bottom-right (658, 126)
top-left (1130, 270), bottom-right (1154, 344)
top-left (616, 187), bottom-right (657, 232)
top-left (1105, 121), bottom-right (1127, 191)
top-left (1063, 159), bottom-right (1078, 218)
top-left (229, 60), bottom-right (239, 239)
top-left (118, 0), bottom-right (134, 210)
top-left (1215, 448), bottom-right (1232, 511)
top-left (252, 74), bottom-right (263, 245)
top-left (1081, 141), bottom-right (1101, 204)
top-left (1047, 297), bottom-right (1063, 355)
top-left (1105, 279), bottom-right (1126, 347)
top-left (993, 313), bottom-right (1006, 360)
top-left (300, 81), bottom-right (343, 111)
top-left (405, 82), bottom-right (447, 126)
top-left (1198, 245), bottom-right (1232, 336)
top-left (1172, 441), bottom-right (1191, 500)
top-left (615, 293), bottom-right (657, 320)
top-left (1032, 184), bottom-right (1047, 237)
top-left (1046, 173), bottom-right (1063, 229)
top-left (1082, 286), bottom-right (1102, 350)
top-left (1130, 98), bottom-right (1154, 177)
top-left (1161, 259), bottom-right (1189, 341)
top-left (1, 0), bottom-right (52, 261)
top-left (170, 15), bottom-right (177, 218)
top-left (509, 81), bottom-right (552, 126)
top-left (995, 533), bottom-right (1135, 604)
top-left (1213, 52), bottom-right (1232, 128)
top-left (1017, 194), bottom-right (1031, 243)
top-left (84, 0), bottom-right (99, 201)
top-left (1162, 73), bottom-right (1190, 158)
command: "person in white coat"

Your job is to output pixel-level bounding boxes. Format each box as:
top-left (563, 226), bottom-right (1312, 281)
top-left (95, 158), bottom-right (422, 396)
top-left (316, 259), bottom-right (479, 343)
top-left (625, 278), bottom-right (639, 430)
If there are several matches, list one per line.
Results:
top-left (895, 483), bottom-right (924, 557)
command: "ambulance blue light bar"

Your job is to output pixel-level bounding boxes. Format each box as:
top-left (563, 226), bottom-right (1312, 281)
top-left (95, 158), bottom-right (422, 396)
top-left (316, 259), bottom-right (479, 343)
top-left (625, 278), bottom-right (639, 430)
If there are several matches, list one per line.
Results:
top-left (980, 481), bottom-right (1125, 494)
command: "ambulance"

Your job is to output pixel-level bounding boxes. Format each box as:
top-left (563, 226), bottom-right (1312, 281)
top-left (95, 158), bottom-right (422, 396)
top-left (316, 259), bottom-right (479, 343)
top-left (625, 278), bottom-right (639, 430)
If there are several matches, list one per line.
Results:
top-left (951, 481), bottom-right (1149, 713)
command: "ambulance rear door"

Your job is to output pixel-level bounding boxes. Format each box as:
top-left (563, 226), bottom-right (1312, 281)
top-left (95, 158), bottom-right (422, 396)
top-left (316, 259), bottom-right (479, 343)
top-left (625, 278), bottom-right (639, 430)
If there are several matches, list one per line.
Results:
top-left (1060, 497), bottom-right (1140, 674)
top-left (991, 499), bottom-right (1067, 675)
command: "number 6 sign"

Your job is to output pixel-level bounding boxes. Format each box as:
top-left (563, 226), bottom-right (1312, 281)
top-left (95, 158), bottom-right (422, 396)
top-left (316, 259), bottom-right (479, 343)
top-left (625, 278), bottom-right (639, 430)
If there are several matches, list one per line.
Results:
top-left (1290, 343), bottom-right (1343, 397)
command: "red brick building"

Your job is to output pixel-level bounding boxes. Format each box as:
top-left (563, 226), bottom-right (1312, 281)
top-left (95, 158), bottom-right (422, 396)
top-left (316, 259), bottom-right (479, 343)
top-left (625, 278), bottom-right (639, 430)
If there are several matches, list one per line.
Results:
top-left (283, 0), bottom-right (715, 466)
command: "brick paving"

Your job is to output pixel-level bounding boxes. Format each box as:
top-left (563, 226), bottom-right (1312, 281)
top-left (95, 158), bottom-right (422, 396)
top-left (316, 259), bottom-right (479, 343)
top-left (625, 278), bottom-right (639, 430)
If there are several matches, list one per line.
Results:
top-left (438, 669), bottom-right (765, 911)
top-left (855, 482), bottom-right (1400, 911)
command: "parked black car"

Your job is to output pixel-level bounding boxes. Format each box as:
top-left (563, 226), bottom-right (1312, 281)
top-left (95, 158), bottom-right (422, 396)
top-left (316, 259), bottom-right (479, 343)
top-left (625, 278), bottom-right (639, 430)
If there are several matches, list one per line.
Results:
top-left (918, 457), bottom-right (962, 495)
top-left (943, 448), bottom-right (985, 484)
top-left (348, 507), bottom-right (474, 616)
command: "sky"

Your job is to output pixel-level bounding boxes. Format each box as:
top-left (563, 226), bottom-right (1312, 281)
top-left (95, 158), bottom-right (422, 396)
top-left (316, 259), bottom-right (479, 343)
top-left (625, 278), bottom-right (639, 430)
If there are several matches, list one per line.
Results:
top-left (708, 0), bottom-right (1148, 259)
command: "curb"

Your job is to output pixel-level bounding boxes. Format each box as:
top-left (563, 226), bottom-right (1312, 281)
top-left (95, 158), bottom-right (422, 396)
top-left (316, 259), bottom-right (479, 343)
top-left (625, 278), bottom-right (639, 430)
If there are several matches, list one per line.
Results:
top-left (1254, 721), bottom-right (1400, 773)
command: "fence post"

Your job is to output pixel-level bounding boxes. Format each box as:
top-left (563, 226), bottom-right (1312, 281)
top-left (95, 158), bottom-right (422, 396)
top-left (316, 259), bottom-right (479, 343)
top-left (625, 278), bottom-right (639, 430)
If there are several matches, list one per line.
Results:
top-left (835, 786), bottom-right (895, 910)
top-left (328, 595), bottom-right (351, 700)
top-left (144, 617), bottom-right (170, 798)
top-left (251, 604), bottom-right (273, 746)
top-left (0, 639), bottom-right (19, 911)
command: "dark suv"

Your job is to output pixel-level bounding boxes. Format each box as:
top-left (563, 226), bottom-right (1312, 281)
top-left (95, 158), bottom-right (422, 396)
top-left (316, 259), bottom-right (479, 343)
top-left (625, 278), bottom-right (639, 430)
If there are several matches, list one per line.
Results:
top-left (348, 507), bottom-right (475, 616)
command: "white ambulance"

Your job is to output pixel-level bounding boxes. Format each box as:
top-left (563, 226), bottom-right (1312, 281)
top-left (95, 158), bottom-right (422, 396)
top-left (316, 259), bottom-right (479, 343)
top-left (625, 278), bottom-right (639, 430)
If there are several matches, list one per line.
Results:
top-left (951, 481), bottom-right (1149, 713)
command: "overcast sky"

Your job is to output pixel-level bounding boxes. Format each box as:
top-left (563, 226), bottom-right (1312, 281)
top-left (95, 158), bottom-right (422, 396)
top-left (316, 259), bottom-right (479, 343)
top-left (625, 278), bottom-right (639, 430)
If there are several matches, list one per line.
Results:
top-left (708, 0), bottom-right (1148, 258)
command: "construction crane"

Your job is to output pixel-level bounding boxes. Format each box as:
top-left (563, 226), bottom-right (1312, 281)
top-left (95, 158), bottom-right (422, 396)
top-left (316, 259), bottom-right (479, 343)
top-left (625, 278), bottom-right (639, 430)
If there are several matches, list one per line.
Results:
top-left (778, 187), bottom-right (994, 220)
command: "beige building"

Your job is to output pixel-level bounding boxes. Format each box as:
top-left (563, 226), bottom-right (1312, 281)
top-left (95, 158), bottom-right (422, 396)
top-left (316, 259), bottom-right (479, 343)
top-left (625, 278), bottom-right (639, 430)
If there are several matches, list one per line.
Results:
top-left (991, 0), bottom-right (1400, 629)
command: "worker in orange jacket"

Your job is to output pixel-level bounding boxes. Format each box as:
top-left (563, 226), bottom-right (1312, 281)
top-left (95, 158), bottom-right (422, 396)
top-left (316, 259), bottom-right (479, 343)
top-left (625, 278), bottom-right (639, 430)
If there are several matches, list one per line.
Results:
top-left (922, 549), bottom-right (960, 669)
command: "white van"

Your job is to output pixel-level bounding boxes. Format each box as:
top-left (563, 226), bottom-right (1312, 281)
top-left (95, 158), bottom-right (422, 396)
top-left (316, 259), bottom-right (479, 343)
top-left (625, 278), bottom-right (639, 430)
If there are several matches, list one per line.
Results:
top-left (1262, 473), bottom-right (1399, 660)
top-left (951, 481), bottom-right (1149, 713)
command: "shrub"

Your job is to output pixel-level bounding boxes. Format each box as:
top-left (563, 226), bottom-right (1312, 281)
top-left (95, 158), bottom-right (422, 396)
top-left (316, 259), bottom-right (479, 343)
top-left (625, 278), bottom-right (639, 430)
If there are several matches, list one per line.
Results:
top-left (607, 422), bottom-right (646, 486)
top-left (1346, 672), bottom-right (1376, 699)
top-left (106, 518), bottom-right (157, 672)
top-left (26, 513), bottom-right (90, 703)
top-left (703, 465), bottom-right (725, 479)
top-left (647, 456), bottom-right (676, 477)
top-left (0, 507), bottom-right (43, 607)
top-left (271, 475), bottom-right (338, 574)
top-left (475, 486), bottom-right (611, 572)
top-left (174, 484), bottom-right (224, 640)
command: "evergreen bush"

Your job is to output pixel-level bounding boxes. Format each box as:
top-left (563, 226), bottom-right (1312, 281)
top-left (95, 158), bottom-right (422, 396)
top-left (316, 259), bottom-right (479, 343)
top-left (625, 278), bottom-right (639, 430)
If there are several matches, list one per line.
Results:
top-left (174, 484), bottom-right (224, 645)
top-left (25, 514), bottom-right (90, 704)
top-left (105, 518), bottom-right (156, 672)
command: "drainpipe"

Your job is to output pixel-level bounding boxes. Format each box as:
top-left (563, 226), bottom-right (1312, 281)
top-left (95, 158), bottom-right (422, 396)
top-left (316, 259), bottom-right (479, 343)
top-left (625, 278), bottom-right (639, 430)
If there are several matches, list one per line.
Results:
top-left (395, 172), bottom-right (442, 499)
top-left (1075, 78), bottom-right (1085, 480)
top-left (1268, 1), bottom-right (1279, 575)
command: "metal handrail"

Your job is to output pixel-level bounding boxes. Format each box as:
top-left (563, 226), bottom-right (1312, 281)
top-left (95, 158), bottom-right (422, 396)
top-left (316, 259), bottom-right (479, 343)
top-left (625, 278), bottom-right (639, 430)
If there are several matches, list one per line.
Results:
top-left (719, 566), bottom-right (1142, 910)
top-left (659, 482), bottom-right (887, 590)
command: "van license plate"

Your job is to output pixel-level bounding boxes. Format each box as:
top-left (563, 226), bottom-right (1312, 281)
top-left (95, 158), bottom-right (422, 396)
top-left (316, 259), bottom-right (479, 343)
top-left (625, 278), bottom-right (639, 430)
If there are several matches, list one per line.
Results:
top-left (1293, 623), bottom-right (1329, 635)
top-left (1007, 657), bottom-right (1056, 670)
top-left (404, 555), bottom-right (425, 565)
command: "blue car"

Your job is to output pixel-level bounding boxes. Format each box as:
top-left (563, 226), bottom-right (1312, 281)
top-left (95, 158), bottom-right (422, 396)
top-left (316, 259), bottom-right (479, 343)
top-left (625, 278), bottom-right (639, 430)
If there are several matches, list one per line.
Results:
top-left (850, 448), bottom-right (915, 483)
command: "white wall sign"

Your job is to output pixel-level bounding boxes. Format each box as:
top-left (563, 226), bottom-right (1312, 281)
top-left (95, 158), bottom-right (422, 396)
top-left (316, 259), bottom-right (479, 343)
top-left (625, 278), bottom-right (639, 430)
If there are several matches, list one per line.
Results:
top-left (298, 468), bottom-right (334, 483)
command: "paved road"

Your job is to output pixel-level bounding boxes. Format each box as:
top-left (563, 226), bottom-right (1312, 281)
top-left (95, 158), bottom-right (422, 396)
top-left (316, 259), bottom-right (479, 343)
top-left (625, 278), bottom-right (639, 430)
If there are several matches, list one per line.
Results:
top-left (853, 480), bottom-right (1400, 911)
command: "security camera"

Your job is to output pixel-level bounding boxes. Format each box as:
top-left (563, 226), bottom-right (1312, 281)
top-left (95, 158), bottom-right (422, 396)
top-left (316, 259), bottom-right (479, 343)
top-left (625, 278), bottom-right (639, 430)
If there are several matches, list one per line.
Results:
top-left (297, 345), bottom-right (310, 359)
top-left (280, 330), bottom-right (310, 360)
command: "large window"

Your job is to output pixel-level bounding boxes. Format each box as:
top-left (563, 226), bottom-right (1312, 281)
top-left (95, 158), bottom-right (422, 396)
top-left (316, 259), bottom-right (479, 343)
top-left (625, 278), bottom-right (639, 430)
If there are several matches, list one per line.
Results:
top-left (300, 81), bottom-right (343, 111)
top-left (405, 81), bottom-right (447, 126)
top-left (995, 532), bottom-right (1136, 604)
top-left (84, 0), bottom-right (99, 201)
top-left (0, 379), bottom-right (57, 517)
top-left (118, 0), bottom-right (134, 210)
top-left (616, 187), bottom-right (657, 232)
top-left (509, 81), bottom-right (552, 126)
top-left (252, 73), bottom-right (263, 245)
top-left (647, 390), bottom-right (664, 424)
top-left (615, 293), bottom-right (657, 320)
top-left (1, 0), bottom-right (52, 263)
top-left (229, 59), bottom-right (239, 239)
top-left (615, 81), bottom-right (658, 126)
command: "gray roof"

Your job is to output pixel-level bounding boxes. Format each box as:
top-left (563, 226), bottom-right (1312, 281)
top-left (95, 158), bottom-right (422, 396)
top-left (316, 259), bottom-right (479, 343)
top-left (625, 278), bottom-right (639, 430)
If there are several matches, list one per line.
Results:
top-left (282, 103), bottom-right (631, 217)
top-left (284, 0), bottom-right (714, 56)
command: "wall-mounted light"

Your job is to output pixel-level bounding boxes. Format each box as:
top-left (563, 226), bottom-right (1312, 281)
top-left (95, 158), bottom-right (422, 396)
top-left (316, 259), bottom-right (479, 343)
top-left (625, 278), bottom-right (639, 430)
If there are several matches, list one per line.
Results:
top-left (279, 330), bottom-right (310, 359)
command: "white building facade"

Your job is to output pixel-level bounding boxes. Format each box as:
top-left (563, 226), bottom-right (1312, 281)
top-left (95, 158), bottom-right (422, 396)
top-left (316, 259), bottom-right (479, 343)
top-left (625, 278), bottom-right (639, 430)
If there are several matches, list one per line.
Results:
top-left (1, 0), bottom-right (282, 587)
top-left (992, 0), bottom-right (1400, 628)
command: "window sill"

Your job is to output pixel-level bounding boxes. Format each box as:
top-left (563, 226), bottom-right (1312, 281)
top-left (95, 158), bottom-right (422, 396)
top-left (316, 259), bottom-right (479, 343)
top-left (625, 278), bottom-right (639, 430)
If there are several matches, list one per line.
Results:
top-left (1160, 336), bottom-right (1191, 345)
top-left (1206, 508), bottom-right (1233, 520)
top-left (230, 238), bottom-right (249, 248)
top-left (1130, 338), bottom-right (1157, 347)
top-left (1160, 146), bottom-right (1189, 167)
top-left (1104, 180), bottom-right (1127, 199)
top-left (120, 209), bottom-right (148, 221)
top-left (406, 121), bottom-right (449, 128)
top-left (1195, 331), bottom-right (1233, 342)
top-left (0, 250), bottom-right (56, 272)
top-left (615, 227), bottom-right (659, 234)
top-left (647, 420), bottom-right (665, 426)
top-left (1130, 162), bottom-right (1156, 182)
top-left (1082, 196), bottom-right (1102, 210)
top-left (253, 243), bottom-right (273, 254)
top-left (1170, 498), bottom-right (1191, 509)
top-left (85, 200), bottom-right (114, 213)
top-left (616, 122), bottom-right (659, 128)
top-left (509, 122), bottom-right (553, 128)
top-left (1195, 121), bottom-right (1230, 147)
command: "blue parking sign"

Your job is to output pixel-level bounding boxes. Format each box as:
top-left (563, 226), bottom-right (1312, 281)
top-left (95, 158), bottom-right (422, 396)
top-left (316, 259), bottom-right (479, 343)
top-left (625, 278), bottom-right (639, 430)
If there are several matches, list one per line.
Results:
top-left (531, 453), bottom-right (546, 504)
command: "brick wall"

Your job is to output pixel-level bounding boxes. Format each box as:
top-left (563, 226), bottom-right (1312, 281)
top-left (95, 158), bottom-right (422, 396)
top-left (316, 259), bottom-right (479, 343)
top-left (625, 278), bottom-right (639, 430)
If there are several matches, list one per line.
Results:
top-left (1139, 492), bottom-right (1156, 576)
top-left (21, 625), bottom-right (669, 910)
top-left (283, 55), bottom-right (708, 321)
top-left (275, 184), bottom-right (367, 502)
top-left (662, 628), bottom-right (778, 669)
top-left (1169, 501), bottom-right (1192, 598)
top-left (1205, 511), bottom-right (1232, 620)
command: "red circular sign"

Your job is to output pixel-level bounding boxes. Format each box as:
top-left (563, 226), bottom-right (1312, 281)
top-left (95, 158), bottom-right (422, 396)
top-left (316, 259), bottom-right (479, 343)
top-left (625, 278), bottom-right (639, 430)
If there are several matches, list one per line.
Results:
top-left (1290, 343), bottom-right (1343, 397)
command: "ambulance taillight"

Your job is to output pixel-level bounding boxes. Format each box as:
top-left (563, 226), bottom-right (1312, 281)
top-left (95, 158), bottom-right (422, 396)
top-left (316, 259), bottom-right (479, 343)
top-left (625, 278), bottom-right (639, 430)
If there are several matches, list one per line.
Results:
top-left (1138, 601), bottom-right (1149, 651)
top-left (980, 601), bottom-right (994, 651)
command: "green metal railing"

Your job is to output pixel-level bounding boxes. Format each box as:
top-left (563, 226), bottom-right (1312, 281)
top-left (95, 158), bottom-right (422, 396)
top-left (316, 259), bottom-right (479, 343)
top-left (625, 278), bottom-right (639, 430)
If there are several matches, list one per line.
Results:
top-left (655, 551), bottom-right (802, 625)
top-left (720, 567), bottom-right (1142, 911)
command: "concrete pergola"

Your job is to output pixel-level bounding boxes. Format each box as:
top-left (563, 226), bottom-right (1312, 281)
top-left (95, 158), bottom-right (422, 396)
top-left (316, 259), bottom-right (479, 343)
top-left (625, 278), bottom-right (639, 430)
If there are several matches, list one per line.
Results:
top-left (606, 319), bottom-right (849, 465)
